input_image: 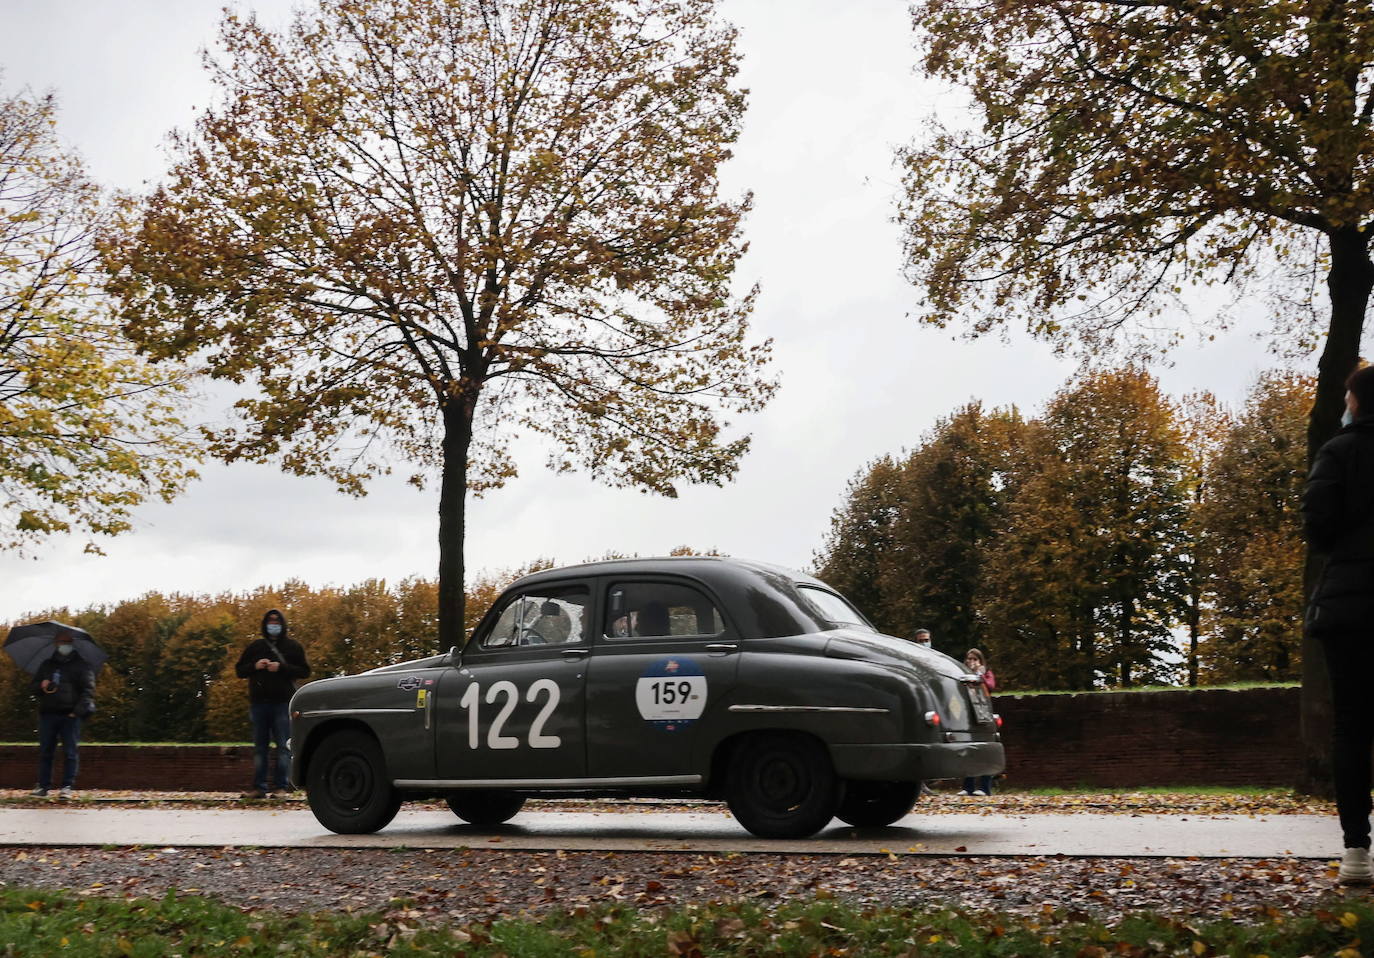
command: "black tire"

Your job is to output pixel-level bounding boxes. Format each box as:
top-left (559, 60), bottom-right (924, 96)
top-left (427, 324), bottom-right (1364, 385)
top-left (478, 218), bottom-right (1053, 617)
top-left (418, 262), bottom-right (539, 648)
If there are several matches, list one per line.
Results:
top-left (445, 790), bottom-right (527, 826)
top-left (306, 730), bottom-right (401, 834)
top-left (726, 733), bottom-right (841, 839)
top-left (835, 780), bottom-right (920, 828)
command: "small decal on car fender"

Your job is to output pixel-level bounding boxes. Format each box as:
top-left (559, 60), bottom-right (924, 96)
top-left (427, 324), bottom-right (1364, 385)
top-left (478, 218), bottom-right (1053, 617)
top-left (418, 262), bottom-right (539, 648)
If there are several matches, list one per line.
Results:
top-left (636, 658), bottom-right (707, 731)
top-left (397, 676), bottom-right (423, 691)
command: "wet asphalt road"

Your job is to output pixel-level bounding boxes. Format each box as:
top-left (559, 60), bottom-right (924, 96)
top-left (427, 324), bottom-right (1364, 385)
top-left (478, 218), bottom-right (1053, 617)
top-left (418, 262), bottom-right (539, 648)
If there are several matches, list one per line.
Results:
top-left (0, 806), bottom-right (1336, 858)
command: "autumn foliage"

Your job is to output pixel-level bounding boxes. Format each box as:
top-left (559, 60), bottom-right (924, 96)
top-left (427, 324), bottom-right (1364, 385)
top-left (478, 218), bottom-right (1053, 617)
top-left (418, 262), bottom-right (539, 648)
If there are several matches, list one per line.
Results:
top-left (0, 566), bottom-right (543, 742)
top-left (816, 367), bottom-right (1311, 691)
top-left (105, 0), bottom-right (774, 648)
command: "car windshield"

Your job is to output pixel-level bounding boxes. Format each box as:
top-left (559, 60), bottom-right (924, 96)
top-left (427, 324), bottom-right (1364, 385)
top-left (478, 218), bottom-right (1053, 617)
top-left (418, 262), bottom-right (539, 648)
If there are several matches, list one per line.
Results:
top-left (797, 586), bottom-right (874, 631)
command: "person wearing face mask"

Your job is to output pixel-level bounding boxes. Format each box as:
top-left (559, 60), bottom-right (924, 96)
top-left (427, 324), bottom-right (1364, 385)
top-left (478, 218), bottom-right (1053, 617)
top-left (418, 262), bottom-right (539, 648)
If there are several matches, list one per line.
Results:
top-left (235, 609), bottom-right (311, 799)
top-left (31, 630), bottom-right (97, 799)
top-left (1302, 363), bottom-right (1374, 884)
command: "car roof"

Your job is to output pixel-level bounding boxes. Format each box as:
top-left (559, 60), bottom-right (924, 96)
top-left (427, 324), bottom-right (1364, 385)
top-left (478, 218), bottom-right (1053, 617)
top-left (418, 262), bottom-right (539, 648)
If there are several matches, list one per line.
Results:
top-left (508, 556), bottom-right (831, 592)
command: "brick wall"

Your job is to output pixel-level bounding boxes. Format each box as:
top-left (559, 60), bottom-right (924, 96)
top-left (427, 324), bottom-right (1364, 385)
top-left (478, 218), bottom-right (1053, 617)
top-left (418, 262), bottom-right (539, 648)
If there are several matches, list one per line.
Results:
top-left (0, 687), bottom-right (1301, 791)
top-left (993, 686), bottom-right (1300, 788)
top-left (0, 744), bottom-right (253, 791)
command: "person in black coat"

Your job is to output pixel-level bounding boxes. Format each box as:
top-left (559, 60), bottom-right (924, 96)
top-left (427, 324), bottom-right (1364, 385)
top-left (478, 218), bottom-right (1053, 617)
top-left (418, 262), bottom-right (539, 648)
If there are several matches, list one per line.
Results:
top-left (1302, 363), bottom-right (1374, 884)
top-left (31, 630), bottom-right (97, 799)
top-left (234, 608), bottom-right (311, 798)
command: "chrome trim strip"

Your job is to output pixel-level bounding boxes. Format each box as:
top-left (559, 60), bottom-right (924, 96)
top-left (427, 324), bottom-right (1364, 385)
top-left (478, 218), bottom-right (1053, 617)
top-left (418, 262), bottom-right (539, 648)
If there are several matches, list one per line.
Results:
top-left (299, 708), bottom-right (415, 718)
top-left (393, 775), bottom-right (703, 789)
top-left (727, 705), bottom-right (890, 714)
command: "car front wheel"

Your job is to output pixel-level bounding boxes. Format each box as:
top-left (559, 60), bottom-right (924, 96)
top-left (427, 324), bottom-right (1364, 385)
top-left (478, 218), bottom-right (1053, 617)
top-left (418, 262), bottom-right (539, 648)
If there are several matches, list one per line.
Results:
top-left (306, 730), bottom-right (401, 834)
top-left (445, 790), bottom-right (527, 826)
top-left (726, 733), bottom-right (840, 839)
top-left (835, 780), bottom-right (919, 827)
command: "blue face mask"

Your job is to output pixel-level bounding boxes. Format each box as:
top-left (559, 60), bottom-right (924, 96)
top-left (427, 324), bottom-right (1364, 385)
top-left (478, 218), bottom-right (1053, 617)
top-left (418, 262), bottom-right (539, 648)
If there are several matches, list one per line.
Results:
top-left (55, 645), bottom-right (73, 657)
top-left (265, 623), bottom-right (283, 637)
top-left (1343, 408), bottom-right (1356, 427)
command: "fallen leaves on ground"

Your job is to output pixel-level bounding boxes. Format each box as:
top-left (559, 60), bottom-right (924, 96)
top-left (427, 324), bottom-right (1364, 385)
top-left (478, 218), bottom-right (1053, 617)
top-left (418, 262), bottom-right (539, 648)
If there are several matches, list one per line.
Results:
top-left (0, 789), bottom-right (1336, 816)
top-left (0, 846), bottom-right (1362, 925)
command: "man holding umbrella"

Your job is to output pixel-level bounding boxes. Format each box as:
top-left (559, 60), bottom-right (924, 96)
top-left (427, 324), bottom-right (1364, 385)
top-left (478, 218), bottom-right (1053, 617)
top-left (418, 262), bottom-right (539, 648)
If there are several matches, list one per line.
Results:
top-left (31, 629), bottom-right (98, 798)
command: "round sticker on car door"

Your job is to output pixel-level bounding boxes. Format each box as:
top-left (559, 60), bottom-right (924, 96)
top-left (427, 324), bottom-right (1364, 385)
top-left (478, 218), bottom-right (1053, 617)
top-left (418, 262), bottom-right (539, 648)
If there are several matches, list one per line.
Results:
top-left (636, 658), bottom-right (707, 730)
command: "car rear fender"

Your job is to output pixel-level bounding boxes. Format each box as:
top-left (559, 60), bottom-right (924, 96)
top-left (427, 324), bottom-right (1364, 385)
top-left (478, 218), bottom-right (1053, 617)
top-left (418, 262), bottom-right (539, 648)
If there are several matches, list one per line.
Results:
top-left (730, 651), bottom-right (922, 742)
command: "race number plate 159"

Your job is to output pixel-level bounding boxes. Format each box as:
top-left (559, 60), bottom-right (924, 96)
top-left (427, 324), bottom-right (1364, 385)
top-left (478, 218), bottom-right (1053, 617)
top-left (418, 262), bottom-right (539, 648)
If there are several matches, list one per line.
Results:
top-left (636, 658), bottom-right (707, 730)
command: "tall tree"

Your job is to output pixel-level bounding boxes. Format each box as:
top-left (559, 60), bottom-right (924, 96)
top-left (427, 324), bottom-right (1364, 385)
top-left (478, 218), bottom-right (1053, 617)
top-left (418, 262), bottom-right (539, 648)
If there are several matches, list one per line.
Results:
top-left (0, 87), bottom-right (197, 551)
top-left (1176, 390), bottom-right (1229, 687)
top-left (1197, 371), bottom-right (1312, 683)
top-left (814, 455), bottom-right (906, 632)
top-left (881, 403), bottom-right (1029, 655)
top-left (983, 369), bottom-right (1190, 689)
top-left (106, 0), bottom-right (774, 647)
top-left (901, 0), bottom-right (1371, 784)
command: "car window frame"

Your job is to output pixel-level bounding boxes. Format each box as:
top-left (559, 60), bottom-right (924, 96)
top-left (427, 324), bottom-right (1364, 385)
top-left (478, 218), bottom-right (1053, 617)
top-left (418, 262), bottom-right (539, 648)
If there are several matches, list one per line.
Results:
top-left (794, 584), bottom-right (876, 632)
top-left (468, 579), bottom-right (595, 654)
top-left (594, 575), bottom-right (734, 643)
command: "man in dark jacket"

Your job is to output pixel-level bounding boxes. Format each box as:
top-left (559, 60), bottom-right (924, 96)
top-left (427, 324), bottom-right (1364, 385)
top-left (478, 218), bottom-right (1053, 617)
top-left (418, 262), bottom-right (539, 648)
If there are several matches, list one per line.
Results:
top-left (1302, 363), bottom-right (1374, 884)
top-left (31, 630), bottom-right (97, 799)
top-left (234, 609), bottom-right (311, 799)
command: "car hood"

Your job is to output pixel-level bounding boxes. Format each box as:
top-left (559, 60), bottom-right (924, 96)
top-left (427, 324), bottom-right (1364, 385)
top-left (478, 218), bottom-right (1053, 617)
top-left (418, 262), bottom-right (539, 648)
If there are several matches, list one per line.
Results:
top-left (822, 629), bottom-right (970, 680)
top-left (364, 652), bottom-right (451, 674)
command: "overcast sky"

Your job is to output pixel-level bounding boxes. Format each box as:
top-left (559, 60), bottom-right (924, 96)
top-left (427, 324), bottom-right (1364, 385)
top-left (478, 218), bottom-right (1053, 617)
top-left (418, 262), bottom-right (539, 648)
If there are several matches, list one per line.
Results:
top-left (0, 0), bottom-right (1288, 623)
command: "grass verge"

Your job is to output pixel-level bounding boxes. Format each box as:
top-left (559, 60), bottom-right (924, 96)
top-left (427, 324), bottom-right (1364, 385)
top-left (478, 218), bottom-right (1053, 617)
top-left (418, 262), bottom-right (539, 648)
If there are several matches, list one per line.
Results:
top-left (2, 886), bottom-right (1372, 957)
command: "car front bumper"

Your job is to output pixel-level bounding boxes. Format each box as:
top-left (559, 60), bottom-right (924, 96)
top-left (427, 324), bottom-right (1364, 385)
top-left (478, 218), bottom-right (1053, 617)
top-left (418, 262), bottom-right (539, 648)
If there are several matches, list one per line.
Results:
top-left (829, 741), bottom-right (1005, 781)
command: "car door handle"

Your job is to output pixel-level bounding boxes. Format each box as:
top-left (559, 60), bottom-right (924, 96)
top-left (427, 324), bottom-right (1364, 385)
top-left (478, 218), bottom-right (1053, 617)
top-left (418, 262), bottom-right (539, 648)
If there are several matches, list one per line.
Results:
top-left (705, 643), bottom-right (739, 655)
top-left (561, 648), bottom-right (589, 660)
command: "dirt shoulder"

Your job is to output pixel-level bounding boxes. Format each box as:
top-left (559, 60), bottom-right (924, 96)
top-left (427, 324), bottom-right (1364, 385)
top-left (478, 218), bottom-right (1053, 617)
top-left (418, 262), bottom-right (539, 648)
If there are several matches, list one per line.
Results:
top-left (0, 845), bottom-right (1362, 925)
top-left (0, 788), bottom-right (1337, 816)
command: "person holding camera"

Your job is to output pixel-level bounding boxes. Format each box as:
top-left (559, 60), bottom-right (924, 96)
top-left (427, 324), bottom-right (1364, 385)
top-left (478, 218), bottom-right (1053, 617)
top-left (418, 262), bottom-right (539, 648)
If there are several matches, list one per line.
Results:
top-left (235, 608), bottom-right (311, 799)
top-left (31, 630), bottom-right (97, 799)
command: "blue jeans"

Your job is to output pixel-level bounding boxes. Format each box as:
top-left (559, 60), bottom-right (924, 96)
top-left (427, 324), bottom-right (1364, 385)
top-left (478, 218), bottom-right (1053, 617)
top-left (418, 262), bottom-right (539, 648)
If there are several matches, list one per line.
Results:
top-left (963, 775), bottom-right (993, 795)
top-left (37, 713), bottom-right (81, 789)
top-left (250, 702), bottom-right (292, 792)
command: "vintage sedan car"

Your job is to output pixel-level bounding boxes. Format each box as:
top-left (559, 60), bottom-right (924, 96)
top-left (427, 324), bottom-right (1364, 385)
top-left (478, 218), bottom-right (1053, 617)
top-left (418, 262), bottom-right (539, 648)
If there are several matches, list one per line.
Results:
top-left (290, 557), bottom-right (1004, 839)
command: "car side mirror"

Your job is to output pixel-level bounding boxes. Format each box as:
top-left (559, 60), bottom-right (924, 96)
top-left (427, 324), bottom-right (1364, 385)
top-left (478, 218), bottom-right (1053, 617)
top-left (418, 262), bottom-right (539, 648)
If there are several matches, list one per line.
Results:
top-left (447, 645), bottom-right (462, 667)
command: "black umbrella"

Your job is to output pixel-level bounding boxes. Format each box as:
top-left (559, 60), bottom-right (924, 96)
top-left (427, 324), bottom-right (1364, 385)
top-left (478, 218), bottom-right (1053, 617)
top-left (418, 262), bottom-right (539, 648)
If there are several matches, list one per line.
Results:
top-left (3, 621), bottom-right (108, 675)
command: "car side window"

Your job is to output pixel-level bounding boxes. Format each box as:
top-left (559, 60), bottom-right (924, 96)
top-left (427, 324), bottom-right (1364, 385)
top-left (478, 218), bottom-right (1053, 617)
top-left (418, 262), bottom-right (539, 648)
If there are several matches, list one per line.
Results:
top-left (604, 581), bottom-right (724, 639)
top-left (481, 587), bottom-right (589, 649)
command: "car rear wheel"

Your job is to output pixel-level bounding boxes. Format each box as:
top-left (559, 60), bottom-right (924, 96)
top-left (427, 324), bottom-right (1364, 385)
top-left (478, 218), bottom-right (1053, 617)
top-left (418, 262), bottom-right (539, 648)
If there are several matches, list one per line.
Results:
top-left (445, 790), bottom-right (527, 826)
top-left (726, 733), bottom-right (840, 839)
top-left (306, 730), bottom-right (401, 834)
top-left (835, 780), bottom-right (920, 828)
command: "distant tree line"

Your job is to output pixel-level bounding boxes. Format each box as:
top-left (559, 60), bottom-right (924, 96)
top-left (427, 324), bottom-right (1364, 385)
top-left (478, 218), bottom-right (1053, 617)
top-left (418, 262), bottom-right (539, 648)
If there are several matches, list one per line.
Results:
top-left (0, 568), bottom-right (534, 743)
top-left (815, 367), bottom-right (1311, 691)
top-left (0, 547), bottom-right (717, 742)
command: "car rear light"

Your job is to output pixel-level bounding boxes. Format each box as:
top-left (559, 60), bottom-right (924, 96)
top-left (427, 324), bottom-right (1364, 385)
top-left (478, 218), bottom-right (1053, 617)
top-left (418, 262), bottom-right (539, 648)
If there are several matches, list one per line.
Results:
top-left (994, 713), bottom-right (1003, 728)
top-left (924, 710), bottom-right (941, 727)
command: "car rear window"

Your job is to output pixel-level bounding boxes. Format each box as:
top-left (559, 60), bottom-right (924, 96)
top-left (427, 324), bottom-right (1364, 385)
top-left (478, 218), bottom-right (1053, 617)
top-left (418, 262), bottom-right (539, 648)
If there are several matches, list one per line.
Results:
top-left (604, 581), bottom-right (724, 638)
top-left (797, 586), bottom-right (874, 631)
top-left (481, 587), bottom-right (590, 648)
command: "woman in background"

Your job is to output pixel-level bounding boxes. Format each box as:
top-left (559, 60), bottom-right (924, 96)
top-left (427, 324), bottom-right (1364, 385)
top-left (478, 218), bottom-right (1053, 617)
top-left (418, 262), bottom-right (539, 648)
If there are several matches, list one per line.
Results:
top-left (961, 648), bottom-right (996, 796)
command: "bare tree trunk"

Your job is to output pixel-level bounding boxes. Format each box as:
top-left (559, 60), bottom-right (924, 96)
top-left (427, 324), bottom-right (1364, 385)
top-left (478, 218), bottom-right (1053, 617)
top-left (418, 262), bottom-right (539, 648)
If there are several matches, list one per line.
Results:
top-left (1299, 225), bottom-right (1373, 795)
top-left (438, 393), bottom-right (475, 651)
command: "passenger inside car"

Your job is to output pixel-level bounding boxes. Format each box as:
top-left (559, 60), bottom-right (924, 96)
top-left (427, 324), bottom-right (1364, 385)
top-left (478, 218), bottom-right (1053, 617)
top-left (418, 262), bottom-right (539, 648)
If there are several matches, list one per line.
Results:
top-left (635, 601), bottom-right (670, 636)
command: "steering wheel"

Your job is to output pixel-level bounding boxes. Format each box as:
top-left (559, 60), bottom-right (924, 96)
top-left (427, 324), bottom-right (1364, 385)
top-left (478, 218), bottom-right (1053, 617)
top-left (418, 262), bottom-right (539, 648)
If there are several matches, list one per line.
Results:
top-left (517, 627), bottom-right (548, 646)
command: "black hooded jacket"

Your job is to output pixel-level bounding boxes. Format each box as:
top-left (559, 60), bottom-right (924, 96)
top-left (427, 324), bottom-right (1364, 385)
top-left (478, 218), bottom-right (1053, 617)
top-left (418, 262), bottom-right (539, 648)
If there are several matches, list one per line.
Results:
top-left (31, 649), bottom-right (96, 717)
top-left (1302, 415), bottom-right (1374, 639)
top-left (234, 609), bottom-right (311, 704)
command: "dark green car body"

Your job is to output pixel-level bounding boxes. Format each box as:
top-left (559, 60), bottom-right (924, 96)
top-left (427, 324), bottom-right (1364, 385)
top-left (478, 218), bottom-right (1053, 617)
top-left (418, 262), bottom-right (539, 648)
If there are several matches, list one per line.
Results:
top-left (290, 557), bottom-right (1004, 838)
